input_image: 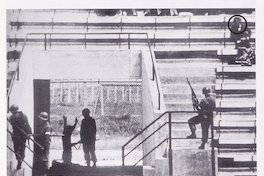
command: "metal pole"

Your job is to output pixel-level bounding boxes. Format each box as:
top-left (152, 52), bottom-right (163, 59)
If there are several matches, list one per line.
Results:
top-left (122, 146), bottom-right (125, 176)
top-left (211, 117), bottom-right (216, 176)
top-left (168, 112), bottom-right (173, 176)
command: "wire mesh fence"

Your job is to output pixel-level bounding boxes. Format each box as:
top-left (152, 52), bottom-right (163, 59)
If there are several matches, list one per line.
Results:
top-left (50, 79), bottom-right (142, 135)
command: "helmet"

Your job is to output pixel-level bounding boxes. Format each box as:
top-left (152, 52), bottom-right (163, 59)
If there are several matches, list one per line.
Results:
top-left (202, 87), bottom-right (211, 94)
top-left (9, 104), bottom-right (19, 112)
top-left (38, 112), bottom-right (49, 121)
top-left (82, 108), bottom-right (90, 117)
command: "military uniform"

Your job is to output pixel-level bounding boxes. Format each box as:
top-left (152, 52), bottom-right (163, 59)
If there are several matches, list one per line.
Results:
top-left (9, 111), bottom-right (32, 169)
top-left (187, 87), bottom-right (216, 149)
top-left (188, 96), bottom-right (216, 143)
top-left (80, 114), bottom-right (97, 167)
top-left (34, 112), bottom-right (51, 176)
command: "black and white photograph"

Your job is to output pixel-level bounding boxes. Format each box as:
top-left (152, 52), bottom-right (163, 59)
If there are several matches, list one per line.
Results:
top-left (5, 5), bottom-right (259, 176)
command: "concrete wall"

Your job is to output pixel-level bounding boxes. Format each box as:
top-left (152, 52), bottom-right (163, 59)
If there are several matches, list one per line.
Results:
top-left (32, 50), bottom-right (141, 79)
top-left (141, 50), bottom-right (166, 166)
top-left (7, 49), bottom-right (142, 175)
top-left (8, 49), bottom-right (35, 176)
top-left (172, 149), bottom-right (214, 176)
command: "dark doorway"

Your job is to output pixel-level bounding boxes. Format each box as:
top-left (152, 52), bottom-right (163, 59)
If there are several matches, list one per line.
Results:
top-left (33, 79), bottom-right (50, 176)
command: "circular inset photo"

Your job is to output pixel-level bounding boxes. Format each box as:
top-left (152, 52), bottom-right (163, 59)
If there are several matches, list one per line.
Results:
top-left (228, 15), bottom-right (248, 34)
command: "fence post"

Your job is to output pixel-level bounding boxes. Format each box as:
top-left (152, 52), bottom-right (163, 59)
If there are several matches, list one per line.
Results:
top-left (211, 117), bottom-right (216, 176)
top-left (168, 112), bottom-right (173, 176)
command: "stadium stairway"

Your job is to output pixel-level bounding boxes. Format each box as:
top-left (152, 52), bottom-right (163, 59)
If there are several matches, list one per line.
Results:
top-left (155, 51), bottom-right (221, 149)
top-left (214, 63), bottom-right (256, 176)
top-left (154, 50), bottom-right (256, 175)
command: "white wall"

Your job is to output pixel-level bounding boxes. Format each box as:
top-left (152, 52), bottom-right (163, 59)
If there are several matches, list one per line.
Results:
top-left (141, 50), bottom-right (166, 166)
top-left (32, 50), bottom-right (141, 80)
top-left (8, 48), bottom-right (34, 176)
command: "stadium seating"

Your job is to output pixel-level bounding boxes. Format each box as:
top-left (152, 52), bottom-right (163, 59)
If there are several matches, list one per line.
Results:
top-left (6, 9), bottom-right (256, 176)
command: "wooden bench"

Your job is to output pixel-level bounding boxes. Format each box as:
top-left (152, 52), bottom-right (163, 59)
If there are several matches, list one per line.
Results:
top-left (216, 100), bottom-right (256, 113)
top-left (216, 65), bottom-right (256, 79)
top-left (215, 84), bottom-right (256, 95)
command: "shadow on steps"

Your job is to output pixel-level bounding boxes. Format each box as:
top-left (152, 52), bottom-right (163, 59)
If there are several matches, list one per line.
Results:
top-left (48, 160), bottom-right (143, 176)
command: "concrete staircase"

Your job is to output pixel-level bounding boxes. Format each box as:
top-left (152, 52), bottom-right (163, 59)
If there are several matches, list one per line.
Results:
top-left (157, 57), bottom-right (221, 148)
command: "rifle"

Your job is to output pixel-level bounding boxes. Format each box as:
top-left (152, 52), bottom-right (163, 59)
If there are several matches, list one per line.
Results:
top-left (186, 77), bottom-right (199, 111)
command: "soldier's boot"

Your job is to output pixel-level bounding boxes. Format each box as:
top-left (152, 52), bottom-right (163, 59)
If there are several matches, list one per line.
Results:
top-left (187, 123), bottom-right (196, 139)
top-left (92, 162), bottom-right (96, 168)
top-left (186, 133), bottom-right (196, 139)
top-left (16, 160), bottom-right (22, 170)
top-left (86, 159), bottom-right (91, 168)
top-left (198, 142), bottom-right (205, 149)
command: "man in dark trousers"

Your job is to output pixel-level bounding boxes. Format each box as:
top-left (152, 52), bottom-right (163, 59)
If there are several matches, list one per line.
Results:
top-left (187, 87), bottom-right (216, 149)
top-left (230, 16), bottom-right (252, 49)
top-left (9, 104), bottom-right (32, 170)
top-left (80, 108), bottom-right (97, 168)
top-left (33, 112), bottom-right (52, 176)
top-left (62, 115), bottom-right (78, 164)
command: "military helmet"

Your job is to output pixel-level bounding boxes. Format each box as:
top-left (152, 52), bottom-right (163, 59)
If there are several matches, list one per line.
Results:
top-left (38, 112), bottom-right (49, 121)
top-left (202, 87), bottom-right (211, 94)
top-left (9, 104), bottom-right (19, 112)
top-left (82, 108), bottom-right (90, 116)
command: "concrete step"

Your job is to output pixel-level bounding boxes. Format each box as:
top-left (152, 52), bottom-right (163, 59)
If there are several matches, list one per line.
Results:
top-left (161, 84), bottom-right (215, 94)
top-left (165, 102), bottom-right (196, 111)
top-left (218, 170), bottom-right (257, 176)
top-left (160, 75), bottom-right (216, 84)
top-left (158, 67), bottom-right (216, 77)
top-left (163, 93), bottom-right (207, 102)
top-left (156, 58), bottom-right (221, 66)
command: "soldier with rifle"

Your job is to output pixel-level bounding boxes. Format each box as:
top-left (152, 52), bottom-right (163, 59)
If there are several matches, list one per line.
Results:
top-left (186, 78), bottom-right (216, 149)
top-left (8, 104), bottom-right (32, 170)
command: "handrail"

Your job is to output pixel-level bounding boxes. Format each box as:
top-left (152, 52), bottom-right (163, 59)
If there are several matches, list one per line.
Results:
top-left (7, 118), bottom-right (44, 150)
top-left (7, 32), bottom-right (161, 111)
top-left (7, 129), bottom-right (41, 157)
top-left (122, 110), bottom-right (216, 176)
top-left (7, 145), bottom-right (37, 172)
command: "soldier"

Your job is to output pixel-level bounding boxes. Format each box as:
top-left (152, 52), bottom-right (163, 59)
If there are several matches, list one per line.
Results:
top-left (80, 108), bottom-right (97, 168)
top-left (186, 87), bottom-right (216, 149)
top-left (9, 104), bottom-right (32, 170)
top-left (33, 112), bottom-right (52, 176)
top-left (62, 115), bottom-right (78, 164)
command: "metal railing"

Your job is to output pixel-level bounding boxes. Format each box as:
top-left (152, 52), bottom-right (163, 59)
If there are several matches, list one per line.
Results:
top-left (7, 32), bottom-right (161, 111)
top-left (122, 110), bottom-right (216, 176)
top-left (7, 119), bottom-right (43, 173)
top-left (10, 14), bottom-right (255, 33)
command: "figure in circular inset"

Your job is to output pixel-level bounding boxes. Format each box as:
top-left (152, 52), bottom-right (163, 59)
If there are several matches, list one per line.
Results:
top-left (228, 15), bottom-right (251, 49)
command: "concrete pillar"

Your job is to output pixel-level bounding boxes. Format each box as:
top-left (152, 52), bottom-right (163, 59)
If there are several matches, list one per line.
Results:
top-left (143, 166), bottom-right (155, 176)
top-left (172, 149), bottom-right (217, 176)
